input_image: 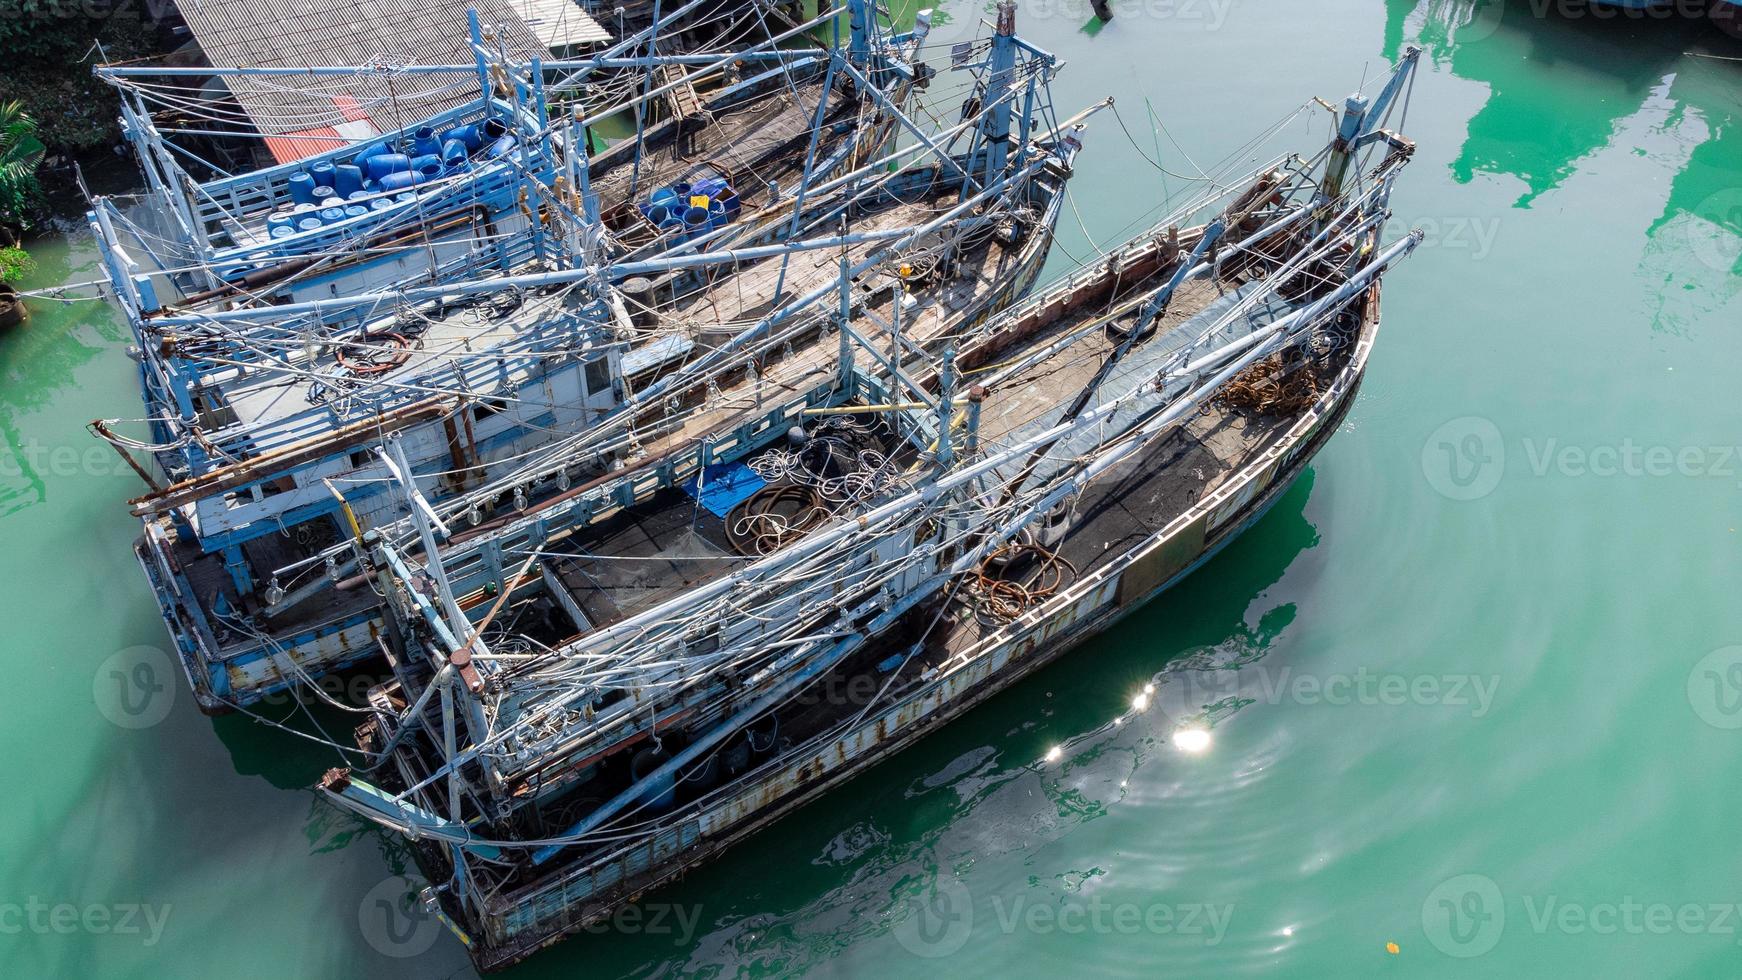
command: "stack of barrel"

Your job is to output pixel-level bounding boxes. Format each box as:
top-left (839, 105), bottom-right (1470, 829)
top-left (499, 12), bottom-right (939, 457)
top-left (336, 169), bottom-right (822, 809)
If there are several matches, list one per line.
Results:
top-left (266, 118), bottom-right (521, 240)
top-left (638, 175), bottom-right (742, 243)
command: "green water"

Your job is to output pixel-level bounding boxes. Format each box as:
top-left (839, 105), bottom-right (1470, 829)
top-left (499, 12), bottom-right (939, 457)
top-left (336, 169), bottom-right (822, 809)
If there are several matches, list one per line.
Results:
top-left (3, 2), bottom-right (1740, 976)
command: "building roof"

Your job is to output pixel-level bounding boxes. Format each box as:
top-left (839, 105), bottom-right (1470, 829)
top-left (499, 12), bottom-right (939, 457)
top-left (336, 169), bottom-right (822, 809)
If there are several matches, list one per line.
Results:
top-left (174, 0), bottom-right (611, 163)
top-left (516, 0), bottom-right (615, 49)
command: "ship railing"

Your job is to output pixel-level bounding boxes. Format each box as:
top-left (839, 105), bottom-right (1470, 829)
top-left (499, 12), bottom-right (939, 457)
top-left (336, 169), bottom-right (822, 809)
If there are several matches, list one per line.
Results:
top-left (486, 232), bottom-right (1424, 847)
top-left (188, 307), bottom-right (614, 466)
top-left (488, 524), bottom-right (945, 782)
top-left (423, 385), bottom-right (847, 607)
top-left (194, 170), bottom-right (530, 283)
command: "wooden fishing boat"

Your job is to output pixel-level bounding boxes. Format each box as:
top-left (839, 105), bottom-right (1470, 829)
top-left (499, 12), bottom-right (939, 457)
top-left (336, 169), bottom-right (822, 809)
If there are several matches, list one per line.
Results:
top-left (121, 6), bottom-right (1085, 711)
top-left (320, 43), bottom-right (1426, 970)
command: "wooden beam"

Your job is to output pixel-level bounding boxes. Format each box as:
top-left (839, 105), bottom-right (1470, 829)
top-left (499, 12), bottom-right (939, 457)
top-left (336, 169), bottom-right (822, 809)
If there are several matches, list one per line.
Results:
top-left (129, 399), bottom-right (458, 517)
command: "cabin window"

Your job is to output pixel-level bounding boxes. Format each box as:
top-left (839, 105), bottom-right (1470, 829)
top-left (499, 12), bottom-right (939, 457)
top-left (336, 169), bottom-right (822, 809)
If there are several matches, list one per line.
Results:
top-left (348, 449), bottom-right (371, 470)
top-left (472, 397), bottom-right (510, 421)
top-left (258, 475), bottom-right (297, 498)
top-left (583, 358), bottom-right (612, 399)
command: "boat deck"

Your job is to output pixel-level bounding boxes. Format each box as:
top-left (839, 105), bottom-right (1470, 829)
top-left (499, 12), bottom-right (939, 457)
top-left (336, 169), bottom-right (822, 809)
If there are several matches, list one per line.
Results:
top-left (210, 283), bottom-right (594, 429)
top-left (592, 72), bottom-right (865, 223)
top-left (544, 487), bottom-right (746, 630)
top-left (649, 211), bottom-right (1031, 449)
top-left (201, 76), bottom-right (876, 435)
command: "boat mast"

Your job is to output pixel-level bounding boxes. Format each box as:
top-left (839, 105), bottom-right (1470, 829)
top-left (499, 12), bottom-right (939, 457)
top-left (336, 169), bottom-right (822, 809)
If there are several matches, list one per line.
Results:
top-left (980, 1), bottom-right (1020, 191)
top-left (1318, 45), bottom-right (1422, 215)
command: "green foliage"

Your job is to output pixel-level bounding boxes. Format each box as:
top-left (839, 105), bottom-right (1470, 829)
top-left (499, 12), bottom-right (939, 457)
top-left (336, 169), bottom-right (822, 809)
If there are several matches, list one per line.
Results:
top-left (0, 101), bottom-right (46, 227)
top-left (0, 1), bottom-right (162, 152)
top-left (0, 245), bottom-right (35, 285)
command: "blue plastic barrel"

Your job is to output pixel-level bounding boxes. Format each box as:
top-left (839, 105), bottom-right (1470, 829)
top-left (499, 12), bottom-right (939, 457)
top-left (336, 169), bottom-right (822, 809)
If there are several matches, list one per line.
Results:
top-left (334, 164), bottom-right (364, 197)
top-left (311, 185), bottom-right (337, 205)
top-left (408, 154), bottom-right (444, 178)
top-left (266, 211), bottom-right (295, 235)
top-left (344, 205), bottom-right (369, 220)
top-left (355, 141), bottom-right (392, 165)
top-left (487, 134), bottom-right (518, 159)
top-left (309, 161), bottom-right (336, 187)
top-left (671, 181), bottom-right (692, 199)
top-left (371, 197), bottom-right (396, 211)
top-left (657, 217), bottom-right (686, 239)
top-left (441, 139), bottom-right (468, 170)
top-left (297, 217), bottom-right (324, 232)
top-left (646, 204), bottom-right (672, 226)
top-left (442, 124), bottom-right (483, 151)
top-left (365, 153), bottom-right (412, 180)
top-left (395, 192), bottom-right (418, 204)
top-left (411, 126), bottom-right (440, 158)
top-left (346, 189), bottom-right (372, 202)
top-left (270, 225), bottom-right (295, 240)
top-left (377, 170), bottom-right (421, 192)
top-left (319, 206), bottom-right (346, 224)
top-left (683, 205), bottom-right (711, 238)
top-left (288, 172), bottom-right (318, 206)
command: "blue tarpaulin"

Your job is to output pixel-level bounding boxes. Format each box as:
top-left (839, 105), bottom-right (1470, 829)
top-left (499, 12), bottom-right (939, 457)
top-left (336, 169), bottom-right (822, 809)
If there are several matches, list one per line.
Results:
top-left (683, 462), bottom-right (765, 518)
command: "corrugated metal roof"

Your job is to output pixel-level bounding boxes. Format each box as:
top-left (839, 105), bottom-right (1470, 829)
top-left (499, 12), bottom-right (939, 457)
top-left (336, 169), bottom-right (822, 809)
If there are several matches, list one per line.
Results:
top-left (517, 0), bottom-right (614, 48)
top-left (175, 0), bottom-right (611, 159)
top-left (263, 127), bottom-right (349, 163)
